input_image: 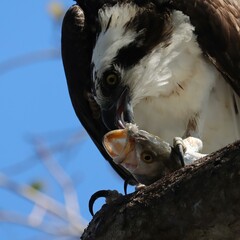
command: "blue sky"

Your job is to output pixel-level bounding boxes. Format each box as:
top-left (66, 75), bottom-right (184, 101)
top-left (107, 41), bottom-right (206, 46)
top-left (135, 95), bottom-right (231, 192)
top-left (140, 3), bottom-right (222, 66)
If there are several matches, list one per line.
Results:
top-left (0, 1), bottom-right (132, 239)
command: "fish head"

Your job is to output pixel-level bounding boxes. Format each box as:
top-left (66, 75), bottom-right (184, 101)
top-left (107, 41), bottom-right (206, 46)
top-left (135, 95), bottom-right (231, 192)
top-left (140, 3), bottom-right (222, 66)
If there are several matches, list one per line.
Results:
top-left (103, 124), bottom-right (178, 185)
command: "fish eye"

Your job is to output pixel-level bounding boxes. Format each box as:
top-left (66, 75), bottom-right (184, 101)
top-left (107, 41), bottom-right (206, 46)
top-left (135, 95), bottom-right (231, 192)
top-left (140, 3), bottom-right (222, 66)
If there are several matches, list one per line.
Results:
top-left (104, 72), bottom-right (119, 87)
top-left (141, 151), bottom-right (154, 163)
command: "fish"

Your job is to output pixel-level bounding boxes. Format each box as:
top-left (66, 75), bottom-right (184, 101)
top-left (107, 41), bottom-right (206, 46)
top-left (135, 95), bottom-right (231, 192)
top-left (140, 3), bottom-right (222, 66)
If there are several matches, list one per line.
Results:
top-left (103, 123), bottom-right (204, 185)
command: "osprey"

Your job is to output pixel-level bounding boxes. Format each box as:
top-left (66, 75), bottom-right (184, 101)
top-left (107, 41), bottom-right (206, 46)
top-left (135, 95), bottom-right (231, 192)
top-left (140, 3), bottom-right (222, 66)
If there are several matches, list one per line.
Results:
top-left (61, 0), bottom-right (240, 184)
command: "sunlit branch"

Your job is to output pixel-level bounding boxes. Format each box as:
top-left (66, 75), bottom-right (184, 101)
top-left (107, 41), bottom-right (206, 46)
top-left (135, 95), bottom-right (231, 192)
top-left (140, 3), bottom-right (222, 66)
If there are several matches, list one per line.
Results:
top-left (0, 172), bottom-right (86, 233)
top-left (28, 205), bottom-right (46, 226)
top-left (32, 138), bottom-right (83, 230)
top-left (0, 210), bottom-right (82, 236)
top-left (0, 49), bottom-right (60, 75)
top-left (1, 130), bottom-right (86, 175)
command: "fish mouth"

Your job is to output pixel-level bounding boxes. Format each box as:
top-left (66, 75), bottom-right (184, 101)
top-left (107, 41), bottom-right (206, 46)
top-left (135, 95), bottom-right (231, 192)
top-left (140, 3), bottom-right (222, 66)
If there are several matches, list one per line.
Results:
top-left (103, 128), bottom-right (132, 161)
top-left (103, 125), bottom-right (139, 173)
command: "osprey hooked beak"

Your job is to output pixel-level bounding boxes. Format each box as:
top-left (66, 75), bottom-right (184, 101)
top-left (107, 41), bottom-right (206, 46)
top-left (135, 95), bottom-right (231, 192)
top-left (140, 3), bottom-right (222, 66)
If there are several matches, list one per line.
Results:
top-left (101, 87), bottom-right (134, 130)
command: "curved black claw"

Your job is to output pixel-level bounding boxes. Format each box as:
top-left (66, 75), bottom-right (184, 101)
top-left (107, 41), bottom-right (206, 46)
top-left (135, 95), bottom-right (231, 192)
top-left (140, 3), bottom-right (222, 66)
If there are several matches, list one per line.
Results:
top-left (124, 179), bottom-right (129, 195)
top-left (124, 178), bottom-right (140, 194)
top-left (89, 190), bottom-right (123, 216)
top-left (177, 144), bottom-right (185, 167)
top-left (88, 190), bottom-right (111, 216)
top-left (173, 138), bottom-right (186, 167)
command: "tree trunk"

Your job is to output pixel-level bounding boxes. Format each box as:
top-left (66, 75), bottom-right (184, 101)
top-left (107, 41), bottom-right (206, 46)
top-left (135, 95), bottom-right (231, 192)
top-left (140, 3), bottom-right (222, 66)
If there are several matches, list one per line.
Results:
top-left (81, 141), bottom-right (240, 240)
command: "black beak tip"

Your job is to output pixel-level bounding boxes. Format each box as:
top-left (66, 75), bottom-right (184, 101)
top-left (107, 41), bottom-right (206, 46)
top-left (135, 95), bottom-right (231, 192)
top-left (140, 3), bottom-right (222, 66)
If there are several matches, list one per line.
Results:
top-left (101, 87), bottom-right (134, 130)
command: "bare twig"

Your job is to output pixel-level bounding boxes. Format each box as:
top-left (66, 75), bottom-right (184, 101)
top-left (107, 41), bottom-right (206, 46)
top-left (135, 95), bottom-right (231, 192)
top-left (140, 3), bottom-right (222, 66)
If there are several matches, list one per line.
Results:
top-left (1, 130), bottom-right (86, 175)
top-left (0, 172), bottom-right (87, 234)
top-left (28, 205), bottom-right (46, 226)
top-left (33, 138), bottom-right (83, 229)
top-left (0, 210), bottom-right (81, 236)
top-left (0, 49), bottom-right (60, 75)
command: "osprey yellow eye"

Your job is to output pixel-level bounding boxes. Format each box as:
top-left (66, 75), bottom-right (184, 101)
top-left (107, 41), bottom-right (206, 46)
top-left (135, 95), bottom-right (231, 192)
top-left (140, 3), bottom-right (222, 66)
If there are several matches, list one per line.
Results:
top-left (105, 73), bottom-right (119, 86)
top-left (141, 151), bottom-right (154, 163)
top-left (101, 71), bottom-right (120, 97)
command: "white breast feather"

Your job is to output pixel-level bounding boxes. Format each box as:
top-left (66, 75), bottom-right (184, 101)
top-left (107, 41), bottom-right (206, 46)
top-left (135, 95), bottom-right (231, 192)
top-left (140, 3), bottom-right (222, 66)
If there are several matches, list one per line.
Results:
top-left (129, 10), bottom-right (240, 152)
top-left (92, 3), bottom-right (140, 79)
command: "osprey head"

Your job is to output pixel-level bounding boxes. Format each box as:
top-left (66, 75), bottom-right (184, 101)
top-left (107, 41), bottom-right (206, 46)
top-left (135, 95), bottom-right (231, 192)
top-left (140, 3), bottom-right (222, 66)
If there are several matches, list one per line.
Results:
top-left (91, 1), bottom-right (173, 130)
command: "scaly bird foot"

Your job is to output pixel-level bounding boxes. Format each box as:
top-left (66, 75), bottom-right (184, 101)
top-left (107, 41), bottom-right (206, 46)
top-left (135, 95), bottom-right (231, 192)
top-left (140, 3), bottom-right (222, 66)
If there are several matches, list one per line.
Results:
top-left (173, 136), bottom-right (207, 166)
top-left (88, 190), bottom-right (123, 216)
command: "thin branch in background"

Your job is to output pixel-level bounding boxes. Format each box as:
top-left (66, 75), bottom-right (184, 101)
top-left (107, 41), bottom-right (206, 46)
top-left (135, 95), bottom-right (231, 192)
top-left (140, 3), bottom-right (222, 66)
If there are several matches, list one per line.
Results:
top-left (0, 49), bottom-right (60, 76)
top-left (0, 172), bottom-right (72, 221)
top-left (0, 210), bottom-right (84, 237)
top-left (32, 137), bottom-right (83, 229)
top-left (0, 172), bottom-right (87, 234)
top-left (28, 205), bottom-right (47, 227)
top-left (0, 210), bottom-right (76, 236)
top-left (1, 130), bottom-right (86, 175)
top-left (0, 132), bottom-right (88, 238)
top-left (26, 235), bottom-right (80, 240)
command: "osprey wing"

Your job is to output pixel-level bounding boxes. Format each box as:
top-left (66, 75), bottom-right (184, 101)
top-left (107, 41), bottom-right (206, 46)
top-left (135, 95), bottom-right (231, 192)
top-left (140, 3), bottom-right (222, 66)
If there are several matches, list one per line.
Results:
top-left (171, 0), bottom-right (240, 96)
top-left (61, 4), bottom-right (137, 184)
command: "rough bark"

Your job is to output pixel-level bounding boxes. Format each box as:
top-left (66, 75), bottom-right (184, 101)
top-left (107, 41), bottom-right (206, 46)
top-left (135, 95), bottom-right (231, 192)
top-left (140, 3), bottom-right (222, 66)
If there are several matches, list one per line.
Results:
top-left (81, 141), bottom-right (240, 240)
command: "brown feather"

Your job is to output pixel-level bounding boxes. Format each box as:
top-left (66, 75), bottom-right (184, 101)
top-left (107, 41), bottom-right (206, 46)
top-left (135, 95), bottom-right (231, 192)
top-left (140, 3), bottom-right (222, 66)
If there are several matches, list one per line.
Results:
top-left (170, 0), bottom-right (240, 96)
